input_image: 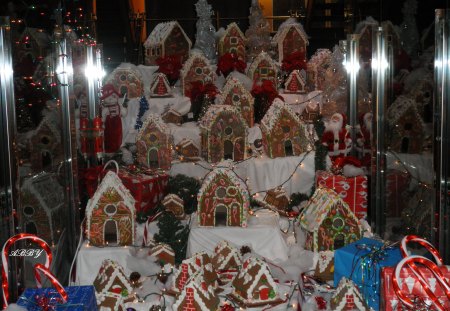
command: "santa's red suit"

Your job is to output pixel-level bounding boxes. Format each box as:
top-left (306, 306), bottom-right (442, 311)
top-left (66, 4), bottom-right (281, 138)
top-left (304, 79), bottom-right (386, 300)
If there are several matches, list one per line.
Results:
top-left (322, 113), bottom-right (352, 160)
top-left (356, 112), bottom-right (373, 167)
top-left (101, 84), bottom-right (127, 154)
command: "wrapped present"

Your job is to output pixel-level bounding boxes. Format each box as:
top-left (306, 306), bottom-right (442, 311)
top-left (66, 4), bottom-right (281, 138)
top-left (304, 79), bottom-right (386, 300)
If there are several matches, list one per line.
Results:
top-left (334, 237), bottom-right (402, 310)
top-left (316, 170), bottom-right (368, 219)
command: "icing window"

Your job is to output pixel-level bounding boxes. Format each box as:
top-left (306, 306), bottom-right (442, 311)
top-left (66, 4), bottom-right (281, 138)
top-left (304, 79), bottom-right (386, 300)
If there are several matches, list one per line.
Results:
top-left (332, 217), bottom-right (345, 230)
top-left (225, 127), bottom-right (233, 135)
top-left (120, 74), bottom-right (127, 81)
top-left (23, 206), bottom-right (35, 216)
top-left (216, 187), bottom-right (227, 198)
top-left (260, 67), bottom-right (269, 76)
top-left (230, 37), bottom-right (238, 44)
top-left (149, 134), bottom-right (157, 142)
top-left (104, 204), bottom-right (117, 216)
top-left (282, 125), bottom-right (290, 133)
top-left (232, 94), bottom-right (240, 102)
top-left (195, 67), bottom-right (203, 75)
top-left (41, 135), bottom-right (50, 145)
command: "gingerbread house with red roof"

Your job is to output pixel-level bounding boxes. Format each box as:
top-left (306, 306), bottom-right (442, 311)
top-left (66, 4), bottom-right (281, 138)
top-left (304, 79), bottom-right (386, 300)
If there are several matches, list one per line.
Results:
top-left (150, 73), bottom-right (171, 97)
top-left (197, 167), bottom-right (250, 227)
top-left (260, 99), bottom-right (309, 158)
top-left (200, 105), bottom-right (248, 163)
top-left (330, 277), bottom-right (370, 311)
top-left (144, 21), bottom-right (192, 65)
top-left (247, 51), bottom-right (278, 86)
top-left (218, 77), bottom-right (254, 127)
top-left (150, 243), bottom-right (175, 265)
top-left (272, 18), bottom-right (309, 62)
top-left (136, 113), bottom-right (172, 170)
top-left (176, 138), bottom-right (200, 161)
top-left (162, 194), bottom-right (185, 219)
top-left (180, 52), bottom-right (215, 96)
top-left (284, 69), bottom-right (306, 94)
top-left (86, 171), bottom-right (136, 246)
top-left (218, 22), bottom-right (246, 60)
top-left (105, 64), bottom-right (143, 98)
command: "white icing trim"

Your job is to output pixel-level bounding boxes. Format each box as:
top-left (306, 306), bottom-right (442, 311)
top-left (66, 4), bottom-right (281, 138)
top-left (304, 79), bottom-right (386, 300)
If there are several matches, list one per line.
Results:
top-left (272, 18), bottom-right (309, 62)
top-left (144, 21), bottom-right (192, 49)
top-left (260, 98), bottom-right (303, 132)
top-left (151, 243), bottom-right (175, 257)
top-left (136, 113), bottom-right (169, 141)
top-left (150, 73), bottom-right (171, 96)
top-left (332, 277), bottom-right (369, 311)
top-left (247, 51), bottom-right (278, 81)
top-left (219, 22), bottom-right (246, 46)
top-left (95, 260), bottom-right (133, 296)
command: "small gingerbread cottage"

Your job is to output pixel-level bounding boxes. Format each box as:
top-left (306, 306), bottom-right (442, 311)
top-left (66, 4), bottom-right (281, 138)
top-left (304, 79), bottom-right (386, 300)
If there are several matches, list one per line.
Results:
top-left (150, 73), bottom-right (171, 97)
top-left (86, 171), bottom-right (136, 246)
top-left (105, 64), bottom-right (144, 98)
top-left (144, 21), bottom-right (192, 66)
top-left (150, 243), bottom-right (175, 266)
top-left (212, 240), bottom-right (242, 272)
top-left (161, 107), bottom-right (183, 125)
top-left (387, 95), bottom-right (425, 154)
top-left (284, 69), bottom-right (306, 94)
top-left (218, 22), bottom-right (246, 60)
top-left (162, 194), bottom-right (185, 219)
top-left (260, 99), bottom-right (309, 158)
top-left (176, 138), bottom-right (200, 161)
top-left (264, 187), bottom-right (289, 212)
top-left (217, 77), bottom-right (254, 127)
top-left (300, 101), bottom-right (321, 123)
top-left (136, 113), bottom-right (172, 170)
top-left (330, 277), bottom-right (370, 311)
top-left (247, 51), bottom-right (278, 86)
top-left (300, 187), bottom-right (362, 252)
top-left (172, 252), bottom-right (215, 293)
top-left (19, 173), bottom-right (64, 244)
top-left (272, 18), bottom-right (309, 63)
top-left (307, 49), bottom-right (333, 91)
top-left (180, 51), bottom-right (215, 96)
top-left (200, 105), bottom-right (248, 163)
top-left (231, 257), bottom-right (280, 305)
top-left (197, 167), bottom-right (250, 227)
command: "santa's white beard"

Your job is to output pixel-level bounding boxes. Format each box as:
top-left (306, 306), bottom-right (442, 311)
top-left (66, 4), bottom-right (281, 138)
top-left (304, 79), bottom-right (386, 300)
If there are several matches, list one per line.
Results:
top-left (326, 119), bottom-right (343, 135)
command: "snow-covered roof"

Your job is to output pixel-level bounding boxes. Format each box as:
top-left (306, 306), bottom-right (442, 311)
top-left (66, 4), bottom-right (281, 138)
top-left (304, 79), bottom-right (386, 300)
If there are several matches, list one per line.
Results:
top-left (94, 259), bottom-right (133, 296)
top-left (144, 21), bottom-right (191, 48)
top-left (260, 98), bottom-right (302, 132)
top-left (162, 194), bottom-right (183, 207)
top-left (199, 105), bottom-right (247, 131)
top-left (247, 51), bottom-right (277, 80)
top-left (176, 138), bottom-right (200, 150)
top-left (136, 113), bottom-right (169, 141)
top-left (151, 243), bottom-right (175, 257)
top-left (331, 277), bottom-right (369, 311)
top-left (180, 51), bottom-right (212, 77)
top-left (173, 272), bottom-right (217, 311)
top-left (105, 63), bottom-right (143, 84)
top-left (272, 18), bottom-right (308, 45)
top-left (220, 22), bottom-right (246, 43)
top-left (217, 77), bottom-right (253, 105)
top-left (213, 240), bottom-right (242, 270)
top-left (387, 95), bottom-right (424, 127)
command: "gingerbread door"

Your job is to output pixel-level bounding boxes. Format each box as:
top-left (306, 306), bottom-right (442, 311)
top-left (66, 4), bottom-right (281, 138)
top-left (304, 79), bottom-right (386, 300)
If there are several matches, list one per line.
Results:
top-left (234, 138), bottom-right (245, 161)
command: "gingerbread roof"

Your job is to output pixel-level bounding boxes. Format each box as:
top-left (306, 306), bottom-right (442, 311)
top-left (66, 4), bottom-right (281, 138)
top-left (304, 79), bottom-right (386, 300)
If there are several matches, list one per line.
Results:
top-left (150, 243), bottom-right (175, 257)
top-left (272, 18), bottom-right (308, 45)
top-left (150, 73), bottom-right (171, 95)
top-left (217, 77), bottom-right (253, 105)
top-left (285, 69), bottom-right (306, 87)
top-left (180, 51), bottom-right (213, 78)
top-left (162, 194), bottom-right (184, 208)
top-left (93, 259), bottom-right (134, 296)
top-left (387, 95), bottom-right (424, 127)
top-left (176, 138), bottom-right (199, 150)
top-left (260, 98), bottom-right (303, 132)
top-left (247, 51), bottom-right (277, 80)
top-left (331, 277), bottom-right (370, 311)
top-left (136, 113), bottom-right (169, 141)
top-left (144, 21), bottom-right (192, 48)
top-left (162, 107), bottom-right (182, 118)
top-left (212, 240), bottom-right (242, 270)
top-left (199, 105), bottom-right (248, 131)
top-left (219, 22), bottom-right (246, 44)
top-left (21, 173), bottom-right (64, 215)
top-left (172, 272), bottom-right (219, 311)
top-left (266, 187), bottom-right (289, 200)
top-left (300, 188), bottom-right (359, 232)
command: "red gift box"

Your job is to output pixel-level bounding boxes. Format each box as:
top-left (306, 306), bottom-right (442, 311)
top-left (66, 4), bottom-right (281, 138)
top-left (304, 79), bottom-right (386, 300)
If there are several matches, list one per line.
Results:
top-left (315, 170), bottom-right (368, 219)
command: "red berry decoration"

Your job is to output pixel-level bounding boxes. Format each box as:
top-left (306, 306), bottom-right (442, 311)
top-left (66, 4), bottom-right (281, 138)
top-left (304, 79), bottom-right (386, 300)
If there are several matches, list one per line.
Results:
top-left (221, 303), bottom-right (235, 311)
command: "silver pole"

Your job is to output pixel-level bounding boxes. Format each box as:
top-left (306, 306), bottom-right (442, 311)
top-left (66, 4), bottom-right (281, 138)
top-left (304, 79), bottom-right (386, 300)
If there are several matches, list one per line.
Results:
top-left (347, 34), bottom-right (359, 150)
top-left (86, 45), bottom-right (103, 120)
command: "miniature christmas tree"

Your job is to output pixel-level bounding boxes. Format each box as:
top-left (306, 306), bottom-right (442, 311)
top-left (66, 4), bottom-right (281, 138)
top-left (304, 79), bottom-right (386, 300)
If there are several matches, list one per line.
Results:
top-left (400, 0), bottom-right (419, 58)
top-left (245, 0), bottom-right (272, 61)
top-left (194, 0), bottom-right (217, 61)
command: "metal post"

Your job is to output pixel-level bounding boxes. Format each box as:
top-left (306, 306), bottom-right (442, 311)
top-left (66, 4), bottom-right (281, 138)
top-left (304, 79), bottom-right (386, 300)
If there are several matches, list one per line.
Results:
top-left (0, 16), bottom-right (18, 304)
top-left (85, 44), bottom-right (103, 120)
top-left (434, 9), bottom-right (450, 262)
top-left (371, 26), bottom-right (388, 235)
top-left (346, 34), bottom-right (359, 153)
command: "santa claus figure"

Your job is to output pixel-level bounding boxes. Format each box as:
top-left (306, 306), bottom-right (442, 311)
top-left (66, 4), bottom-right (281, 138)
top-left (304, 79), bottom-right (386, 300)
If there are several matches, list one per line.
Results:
top-left (322, 113), bottom-right (352, 160)
top-left (356, 112), bottom-right (373, 166)
top-left (101, 84), bottom-right (127, 154)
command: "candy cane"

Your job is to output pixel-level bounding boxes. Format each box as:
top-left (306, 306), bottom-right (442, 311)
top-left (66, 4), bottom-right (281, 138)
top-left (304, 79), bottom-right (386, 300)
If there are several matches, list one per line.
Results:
top-left (143, 211), bottom-right (163, 246)
top-left (2, 234), bottom-right (52, 308)
top-left (34, 263), bottom-right (68, 303)
top-left (400, 235), bottom-right (444, 264)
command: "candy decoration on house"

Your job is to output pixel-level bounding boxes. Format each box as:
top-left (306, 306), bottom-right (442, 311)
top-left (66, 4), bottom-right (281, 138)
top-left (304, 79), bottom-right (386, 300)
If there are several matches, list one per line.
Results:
top-left (86, 171), bottom-right (136, 246)
top-left (264, 187), bottom-right (290, 212)
top-left (284, 69), bottom-right (306, 94)
top-left (218, 22), bottom-right (246, 60)
top-left (19, 173), bottom-right (64, 245)
top-left (260, 98), bottom-right (309, 158)
top-left (172, 252), bottom-right (216, 293)
top-left (330, 277), bottom-right (370, 311)
top-left (212, 240), bottom-right (242, 280)
top-left (194, 0), bottom-right (217, 61)
top-left (247, 51), bottom-right (278, 86)
top-left (144, 21), bottom-right (192, 66)
top-left (162, 194), bottom-right (185, 220)
top-left (321, 112), bottom-right (352, 160)
top-left (161, 105), bottom-right (183, 125)
top-left (93, 259), bottom-right (135, 311)
top-left (176, 138), bottom-right (200, 161)
top-left (300, 100), bottom-right (321, 123)
top-left (198, 167), bottom-right (250, 227)
top-left (136, 113), bottom-right (172, 170)
top-left (230, 257), bottom-right (280, 306)
top-left (180, 51), bottom-right (215, 96)
top-left (307, 49), bottom-right (333, 91)
top-left (200, 105), bottom-right (248, 163)
top-left (272, 18), bottom-right (309, 63)
top-left (245, 0), bottom-right (272, 61)
top-left (150, 243), bottom-right (176, 266)
top-left (217, 77), bottom-right (254, 127)
top-left (355, 112), bottom-right (373, 166)
top-left (149, 73), bottom-right (171, 97)
top-left (104, 64), bottom-right (143, 98)
top-left (387, 95), bottom-right (424, 154)
top-left (300, 187), bottom-right (362, 252)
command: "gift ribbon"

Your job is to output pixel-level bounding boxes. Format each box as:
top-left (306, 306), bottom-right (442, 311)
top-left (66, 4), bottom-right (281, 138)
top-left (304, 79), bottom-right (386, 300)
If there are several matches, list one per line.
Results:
top-left (34, 264), bottom-right (68, 303)
top-left (392, 255), bottom-right (450, 311)
top-left (2, 234), bottom-right (52, 308)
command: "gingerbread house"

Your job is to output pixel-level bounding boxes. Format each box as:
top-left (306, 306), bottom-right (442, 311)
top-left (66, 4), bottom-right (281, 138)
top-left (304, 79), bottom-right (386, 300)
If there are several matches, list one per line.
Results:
top-left (162, 194), bottom-right (185, 219)
top-left (105, 64), bottom-right (144, 98)
top-left (172, 252), bottom-right (216, 293)
top-left (29, 115), bottom-right (63, 173)
top-left (247, 51), bottom-right (278, 86)
top-left (264, 187), bottom-right (289, 212)
top-left (307, 49), bottom-right (333, 91)
top-left (330, 277), bottom-right (370, 311)
top-left (200, 105), bottom-right (248, 163)
top-left (300, 187), bottom-right (362, 252)
top-left (16, 27), bottom-right (51, 63)
top-left (150, 73), bottom-right (171, 97)
top-left (212, 240), bottom-right (242, 272)
top-left (144, 21), bottom-right (192, 66)
top-left (176, 138), bottom-right (200, 161)
top-left (180, 51), bottom-right (215, 96)
top-left (19, 173), bottom-right (64, 244)
top-left (284, 69), bottom-right (306, 94)
top-left (197, 167), bottom-right (250, 227)
top-left (172, 272), bottom-right (220, 311)
top-left (231, 257), bottom-right (280, 305)
top-left (86, 171), bottom-right (136, 246)
top-left (136, 113), bottom-right (172, 170)
top-left (260, 99), bottom-right (309, 158)
top-left (93, 260), bottom-right (135, 311)
top-left (217, 77), bottom-right (254, 127)
top-left (314, 251), bottom-right (335, 281)
top-left (272, 18), bottom-right (309, 62)
top-left (218, 22), bottom-right (246, 60)
top-left (150, 243), bottom-right (175, 266)
top-left (300, 101), bottom-right (321, 123)
top-left (387, 95), bottom-right (425, 154)
top-left (161, 107), bottom-right (183, 125)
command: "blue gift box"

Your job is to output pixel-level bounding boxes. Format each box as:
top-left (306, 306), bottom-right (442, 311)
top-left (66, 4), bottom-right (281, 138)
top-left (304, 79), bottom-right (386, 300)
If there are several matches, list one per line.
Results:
top-left (334, 237), bottom-right (402, 310)
top-left (17, 286), bottom-right (97, 310)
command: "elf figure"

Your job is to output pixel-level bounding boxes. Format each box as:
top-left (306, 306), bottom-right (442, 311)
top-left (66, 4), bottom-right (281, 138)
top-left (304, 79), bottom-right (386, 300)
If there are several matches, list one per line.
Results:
top-left (100, 84), bottom-right (127, 154)
top-left (322, 112), bottom-right (352, 160)
top-left (356, 112), bottom-right (373, 167)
